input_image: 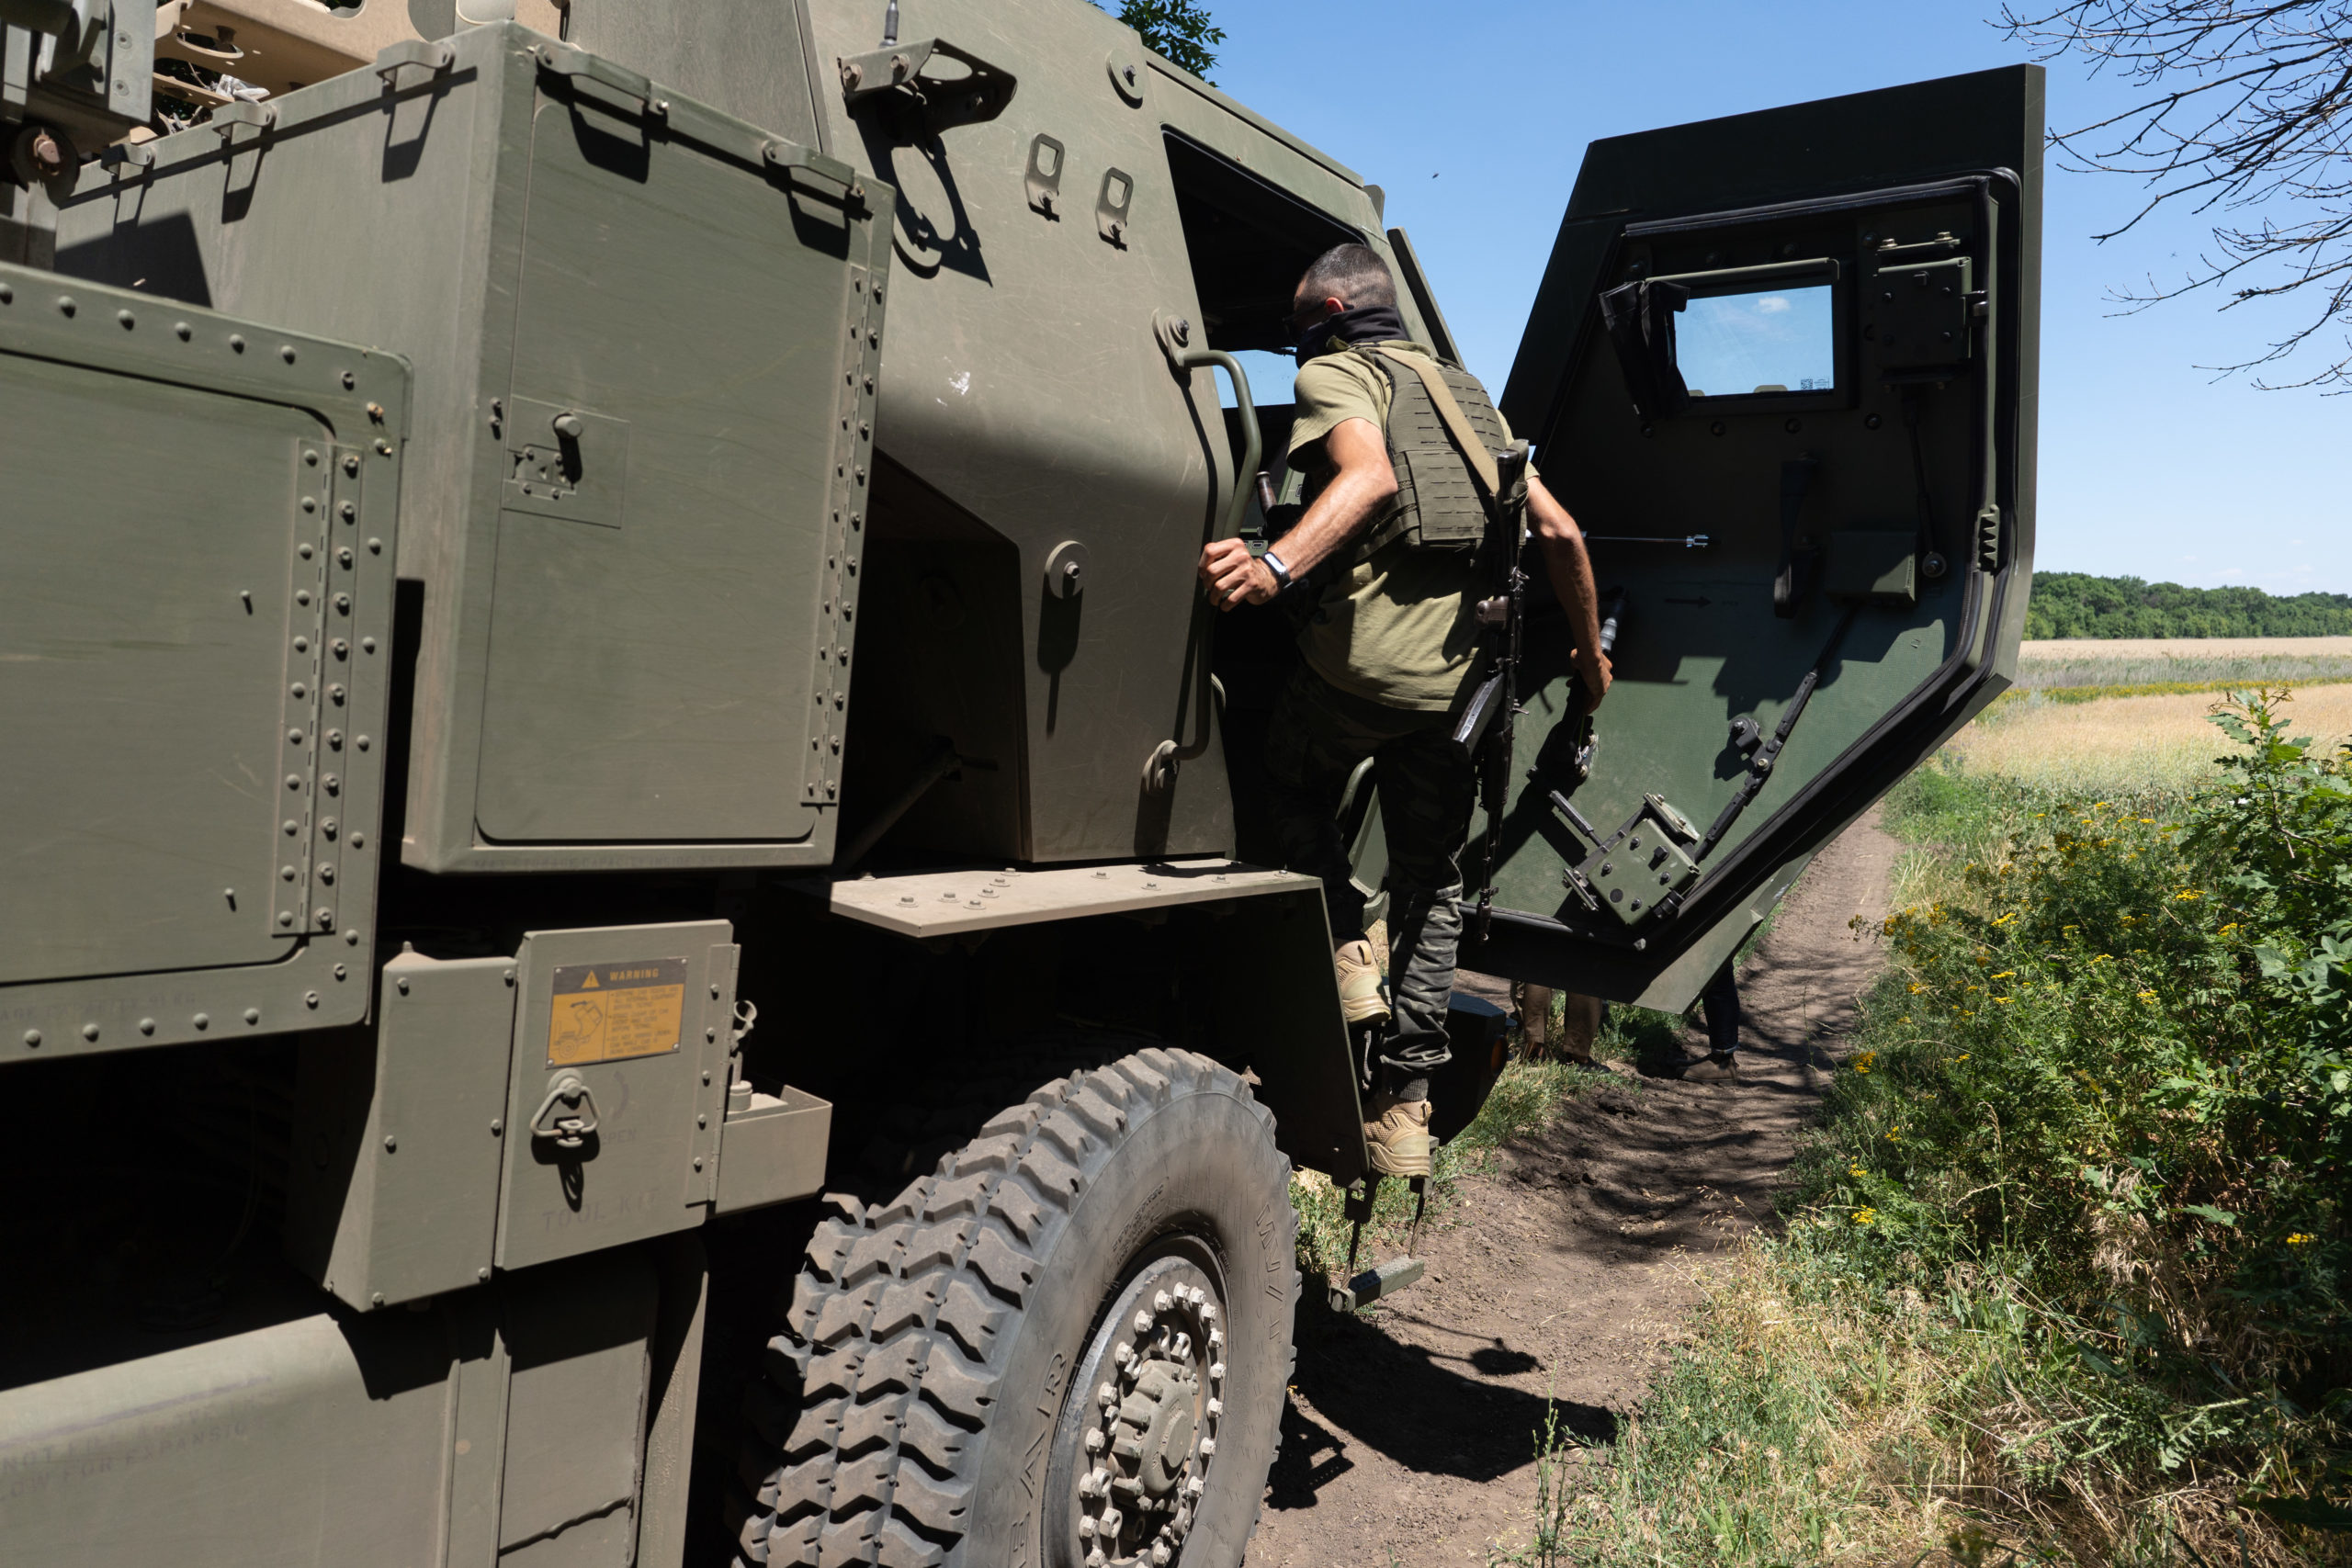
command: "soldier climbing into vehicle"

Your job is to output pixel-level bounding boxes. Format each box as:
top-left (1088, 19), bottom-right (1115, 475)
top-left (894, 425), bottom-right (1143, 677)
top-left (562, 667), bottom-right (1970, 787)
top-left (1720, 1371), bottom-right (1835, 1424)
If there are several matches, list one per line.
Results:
top-left (1197, 242), bottom-right (1615, 1177)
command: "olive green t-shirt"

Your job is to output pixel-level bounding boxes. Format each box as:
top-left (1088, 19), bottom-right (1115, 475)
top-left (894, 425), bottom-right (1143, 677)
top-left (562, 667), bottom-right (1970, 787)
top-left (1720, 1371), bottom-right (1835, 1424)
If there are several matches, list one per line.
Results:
top-left (1287, 340), bottom-right (1521, 712)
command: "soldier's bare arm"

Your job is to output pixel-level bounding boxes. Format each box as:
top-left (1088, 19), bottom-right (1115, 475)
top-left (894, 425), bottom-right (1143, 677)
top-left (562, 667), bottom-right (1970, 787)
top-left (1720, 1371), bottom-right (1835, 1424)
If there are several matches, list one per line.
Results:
top-left (1529, 474), bottom-right (1613, 712)
top-left (1197, 418), bottom-right (1397, 609)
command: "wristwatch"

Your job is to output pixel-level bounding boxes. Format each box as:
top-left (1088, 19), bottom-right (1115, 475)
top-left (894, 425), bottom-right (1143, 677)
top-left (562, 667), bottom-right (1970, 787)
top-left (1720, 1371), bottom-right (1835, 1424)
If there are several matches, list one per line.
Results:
top-left (1261, 549), bottom-right (1293, 590)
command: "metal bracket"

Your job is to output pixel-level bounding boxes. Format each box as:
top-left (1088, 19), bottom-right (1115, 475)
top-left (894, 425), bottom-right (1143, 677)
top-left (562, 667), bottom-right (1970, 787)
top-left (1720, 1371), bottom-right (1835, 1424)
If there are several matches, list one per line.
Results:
top-left (528, 1073), bottom-right (600, 1150)
top-left (1548, 789), bottom-right (1702, 926)
top-left (1023, 132), bottom-right (1064, 218)
top-left (837, 38), bottom-right (1014, 134)
top-left (530, 39), bottom-right (665, 119)
top-left (373, 39), bottom-right (454, 91)
top-left (1095, 166), bottom-right (1134, 245)
top-left (760, 137), bottom-right (866, 208)
top-left (1329, 1254), bottom-right (1425, 1314)
top-left (209, 98), bottom-right (274, 141)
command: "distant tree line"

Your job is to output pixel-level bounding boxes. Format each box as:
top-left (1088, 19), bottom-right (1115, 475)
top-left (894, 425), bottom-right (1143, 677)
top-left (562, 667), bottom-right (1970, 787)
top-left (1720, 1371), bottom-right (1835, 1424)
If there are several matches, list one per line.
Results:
top-left (2025, 572), bottom-right (2352, 638)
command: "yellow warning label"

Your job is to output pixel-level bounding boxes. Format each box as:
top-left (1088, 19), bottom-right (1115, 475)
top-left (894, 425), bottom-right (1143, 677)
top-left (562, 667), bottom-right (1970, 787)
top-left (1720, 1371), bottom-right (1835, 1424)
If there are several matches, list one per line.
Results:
top-left (548, 957), bottom-right (687, 1066)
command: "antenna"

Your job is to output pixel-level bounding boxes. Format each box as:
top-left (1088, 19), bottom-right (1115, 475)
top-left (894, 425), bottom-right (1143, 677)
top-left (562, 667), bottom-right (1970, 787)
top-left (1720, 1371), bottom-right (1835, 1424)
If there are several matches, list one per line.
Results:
top-left (881, 0), bottom-right (899, 45)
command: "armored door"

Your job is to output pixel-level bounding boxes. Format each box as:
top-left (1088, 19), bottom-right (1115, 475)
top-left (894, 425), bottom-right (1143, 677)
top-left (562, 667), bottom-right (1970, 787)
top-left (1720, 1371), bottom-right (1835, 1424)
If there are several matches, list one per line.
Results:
top-left (1461, 65), bottom-right (2042, 1007)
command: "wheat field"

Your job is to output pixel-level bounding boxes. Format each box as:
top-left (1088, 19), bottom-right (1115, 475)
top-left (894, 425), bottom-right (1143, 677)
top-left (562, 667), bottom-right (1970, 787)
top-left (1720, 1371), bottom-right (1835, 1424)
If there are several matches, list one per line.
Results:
top-left (2016, 636), bottom-right (2352, 692)
top-left (1946, 682), bottom-right (2352, 792)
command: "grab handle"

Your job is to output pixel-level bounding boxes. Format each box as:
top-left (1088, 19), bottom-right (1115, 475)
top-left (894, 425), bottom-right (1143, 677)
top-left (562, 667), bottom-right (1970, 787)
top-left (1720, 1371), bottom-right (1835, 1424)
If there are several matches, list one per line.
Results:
top-left (1145, 319), bottom-right (1262, 791)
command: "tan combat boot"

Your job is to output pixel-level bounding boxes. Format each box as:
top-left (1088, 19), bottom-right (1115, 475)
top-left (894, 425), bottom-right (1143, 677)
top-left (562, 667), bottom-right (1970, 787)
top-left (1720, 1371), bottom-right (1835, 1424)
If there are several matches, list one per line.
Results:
top-left (1363, 1093), bottom-right (1435, 1178)
top-left (1335, 924), bottom-right (1391, 1027)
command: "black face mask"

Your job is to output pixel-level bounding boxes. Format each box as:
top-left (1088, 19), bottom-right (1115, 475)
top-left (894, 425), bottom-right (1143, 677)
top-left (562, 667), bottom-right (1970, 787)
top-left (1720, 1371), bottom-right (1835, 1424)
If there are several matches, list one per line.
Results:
top-left (1295, 303), bottom-right (1408, 366)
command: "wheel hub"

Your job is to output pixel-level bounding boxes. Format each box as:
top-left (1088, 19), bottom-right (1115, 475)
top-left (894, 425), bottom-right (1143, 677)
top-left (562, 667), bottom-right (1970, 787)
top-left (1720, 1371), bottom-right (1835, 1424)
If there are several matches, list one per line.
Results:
top-left (1069, 1257), bottom-right (1226, 1566)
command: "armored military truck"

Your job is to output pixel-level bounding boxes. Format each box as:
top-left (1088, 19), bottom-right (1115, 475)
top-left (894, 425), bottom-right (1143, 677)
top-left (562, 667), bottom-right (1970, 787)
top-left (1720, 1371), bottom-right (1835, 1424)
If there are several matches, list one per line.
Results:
top-left (0, 3), bottom-right (2041, 1564)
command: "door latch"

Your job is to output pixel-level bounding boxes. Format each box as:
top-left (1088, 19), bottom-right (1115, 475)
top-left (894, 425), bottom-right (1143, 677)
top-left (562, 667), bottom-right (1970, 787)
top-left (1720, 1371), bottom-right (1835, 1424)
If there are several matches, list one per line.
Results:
top-left (529, 1074), bottom-right (601, 1150)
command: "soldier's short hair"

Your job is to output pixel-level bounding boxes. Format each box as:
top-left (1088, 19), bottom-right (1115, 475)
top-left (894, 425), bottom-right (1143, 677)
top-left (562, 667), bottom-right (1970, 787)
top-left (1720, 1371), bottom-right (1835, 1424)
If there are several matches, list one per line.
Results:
top-left (1296, 243), bottom-right (1396, 310)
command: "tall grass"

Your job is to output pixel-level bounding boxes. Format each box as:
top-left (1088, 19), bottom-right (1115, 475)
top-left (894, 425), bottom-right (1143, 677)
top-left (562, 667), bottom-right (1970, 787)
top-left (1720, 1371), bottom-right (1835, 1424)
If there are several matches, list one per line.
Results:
top-left (1496, 691), bottom-right (2352, 1567)
top-left (1946, 682), bottom-right (2352, 795)
top-left (2018, 637), bottom-right (2352, 693)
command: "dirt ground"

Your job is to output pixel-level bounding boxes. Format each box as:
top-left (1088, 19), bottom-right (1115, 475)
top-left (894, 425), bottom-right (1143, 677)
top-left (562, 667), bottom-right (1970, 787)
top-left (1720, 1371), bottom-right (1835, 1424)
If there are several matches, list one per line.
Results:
top-left (1244, 807), bottom-right (1904, 1566)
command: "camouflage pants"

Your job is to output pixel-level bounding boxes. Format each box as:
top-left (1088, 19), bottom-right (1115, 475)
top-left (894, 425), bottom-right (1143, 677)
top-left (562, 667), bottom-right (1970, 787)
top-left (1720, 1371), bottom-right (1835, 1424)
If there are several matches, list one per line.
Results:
top-left (1264, 667), bottom-right (1475, 1074)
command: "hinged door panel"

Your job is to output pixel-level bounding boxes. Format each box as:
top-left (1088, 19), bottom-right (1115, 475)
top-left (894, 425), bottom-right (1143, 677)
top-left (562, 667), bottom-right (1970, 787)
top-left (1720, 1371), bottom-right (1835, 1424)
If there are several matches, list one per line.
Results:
top-left (0, 261), bottom-right (407, 1058)
top-left (472, 62), bottom-right (889, 846)
top-left (1467, 66), bottom-right (2041, 1005)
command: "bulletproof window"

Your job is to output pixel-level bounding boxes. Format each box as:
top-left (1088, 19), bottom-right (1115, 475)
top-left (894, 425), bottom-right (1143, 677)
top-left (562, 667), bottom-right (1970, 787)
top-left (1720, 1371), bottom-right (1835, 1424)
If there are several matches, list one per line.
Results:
top-left (1678, 282), bottom-right (1836, 398)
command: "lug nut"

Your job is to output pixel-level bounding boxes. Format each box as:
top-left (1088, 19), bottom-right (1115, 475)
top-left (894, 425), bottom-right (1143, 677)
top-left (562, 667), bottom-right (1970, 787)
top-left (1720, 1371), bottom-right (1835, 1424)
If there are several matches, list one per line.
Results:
top-left (1153, 1291), bottom-right (1171, 1313)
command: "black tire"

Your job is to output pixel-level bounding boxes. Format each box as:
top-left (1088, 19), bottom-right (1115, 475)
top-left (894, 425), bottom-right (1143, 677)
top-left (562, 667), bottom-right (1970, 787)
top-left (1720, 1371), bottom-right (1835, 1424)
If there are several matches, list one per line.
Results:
top-left (727, 1043), bottom-right (1298, 1567)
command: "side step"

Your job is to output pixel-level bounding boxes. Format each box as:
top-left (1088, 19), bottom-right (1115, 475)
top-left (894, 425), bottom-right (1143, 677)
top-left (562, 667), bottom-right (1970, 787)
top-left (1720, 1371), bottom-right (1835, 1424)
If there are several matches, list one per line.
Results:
top-left (1328, 1254), bottom-right (1425, 1313)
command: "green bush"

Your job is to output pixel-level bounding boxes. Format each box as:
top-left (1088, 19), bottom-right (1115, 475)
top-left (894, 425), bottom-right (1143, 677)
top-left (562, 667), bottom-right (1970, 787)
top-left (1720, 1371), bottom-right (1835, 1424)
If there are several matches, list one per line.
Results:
top-left (1843, 693), bottom-right (2347, 1402)
top-left (1536, 692), bottom-right (2352, 1565)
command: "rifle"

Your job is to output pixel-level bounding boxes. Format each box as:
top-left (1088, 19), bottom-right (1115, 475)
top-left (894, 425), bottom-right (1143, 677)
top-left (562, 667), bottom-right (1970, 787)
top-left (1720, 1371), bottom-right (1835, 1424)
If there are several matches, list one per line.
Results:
top-left (1455, 442), bottom-right (1532, 944)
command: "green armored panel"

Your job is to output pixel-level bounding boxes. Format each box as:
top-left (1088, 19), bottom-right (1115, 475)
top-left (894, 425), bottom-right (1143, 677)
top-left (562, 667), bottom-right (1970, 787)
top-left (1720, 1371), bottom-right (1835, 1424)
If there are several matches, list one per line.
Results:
top-left (0, 1310), bottom-right (460, 1567)
top-left (54, 22), bottom-right (890, 873)
top-left (0, 262), bottom-right (405, 1062)
top-left (1459, 65), bottom-right (2041, 1007)
top-left (285, 951), bottom-right (520, 1312)
top-left (495, 920), bottom-right (737, 1271)
top-left (0, 1255), bottom-right (657, 1568)
top-left (802, 0), bottom-right (1396, 864)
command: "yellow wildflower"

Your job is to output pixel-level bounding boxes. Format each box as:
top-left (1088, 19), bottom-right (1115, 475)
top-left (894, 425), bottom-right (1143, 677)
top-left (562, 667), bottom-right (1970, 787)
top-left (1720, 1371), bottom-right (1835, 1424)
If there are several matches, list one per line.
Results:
top-left (1908, 982), bottom-right (1928, 994)
top-left (2137, 990), bottom-right (2158, 1002)
top-left (1850, 1051), bottom-right (1877, 1075)
top-left (1851, 1207), bottom-right (1876, 1225)
top-left (2174, 889), bottom-right (2202, 901)
top-left (1994, 997), bottom-right (2013, 1004)
top-left (1991, 971), bottom-right (2016, 979)
top-left (2288, 1234), bottom-right (2314, 1246)
top-left (1955, 1054), bottom-right (1969, 1062)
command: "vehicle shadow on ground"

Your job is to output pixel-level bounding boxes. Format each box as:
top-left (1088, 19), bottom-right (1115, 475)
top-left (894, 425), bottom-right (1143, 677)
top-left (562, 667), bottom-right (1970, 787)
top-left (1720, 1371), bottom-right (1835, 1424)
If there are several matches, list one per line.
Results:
top-left (1264, 1303), bottom-right (1616, 1510)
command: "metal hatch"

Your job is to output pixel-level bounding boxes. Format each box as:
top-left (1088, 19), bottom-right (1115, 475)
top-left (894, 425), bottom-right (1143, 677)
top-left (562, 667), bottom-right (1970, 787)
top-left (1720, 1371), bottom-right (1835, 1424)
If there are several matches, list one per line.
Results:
top-left (1454, 65), bottom-right (2043, 1007)
top-left (0, 261), bottom-right (408, 1060)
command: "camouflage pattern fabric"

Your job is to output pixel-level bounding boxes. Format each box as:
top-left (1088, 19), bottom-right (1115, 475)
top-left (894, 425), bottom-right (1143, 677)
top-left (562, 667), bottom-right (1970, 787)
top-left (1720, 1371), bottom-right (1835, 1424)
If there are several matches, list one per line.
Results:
top-left (1265, 665), bottom-right (1476, 1073)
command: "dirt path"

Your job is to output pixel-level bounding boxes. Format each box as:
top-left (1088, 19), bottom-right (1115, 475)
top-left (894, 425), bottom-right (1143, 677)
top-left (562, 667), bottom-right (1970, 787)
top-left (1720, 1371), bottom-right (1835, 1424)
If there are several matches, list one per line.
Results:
top-left (1244, 806), bottom-right (1905, 1566)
